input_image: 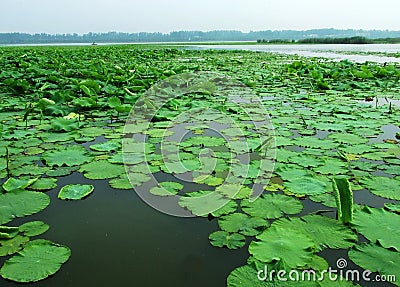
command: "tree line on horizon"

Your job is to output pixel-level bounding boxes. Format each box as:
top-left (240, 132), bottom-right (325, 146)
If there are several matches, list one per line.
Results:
top-left (1, 29), bottom-right (400, 44)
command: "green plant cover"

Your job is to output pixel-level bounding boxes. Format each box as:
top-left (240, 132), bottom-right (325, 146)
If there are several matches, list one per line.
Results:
top-left (249, 227), bottom-right (314, 268)
top-left (218, 213), bottom-right (269, 236)
top-left (359, 177), bottom-right (400, 200)
top-left (352, 206), bottom-right (400, 251)
top-left (2, 178), bottom-right (38, 192)
top-left (241, 193), bottom-right (303, 219)
top-left (285, 177), bottom-right (328, 196)
top-left (0, 226), bottom-right (19, 239)
top-left (58, 184), bottom-right (94, 200)
top-left (43, 145), bottom-right (93, 167)
top-left (19, 221), bottom-right (50, 237)
top-left (51, 118), bottom-right (79, 132)
top-left (0, 239), bottom-right (71, 283)
top-left (109, 177), bottom-right (133, 190)
top-left (348, 243), bottom-right (400, 285)
top-left (0, 190), bottom-right (50, 224)
top-left (0, 235), bottom-right (29, 256)
top-left (90, 140), bottom-right (121, 152)
top-left (149, 181), bottom-right (183, 196)
top-left (273, 215), bottom-right (357, 252)
top-left (28, 178), bottom-right (58, 191)
top-left (209, 231), bottom-right (245, 249)
top-left (79, 161), bottom-right (125, 179)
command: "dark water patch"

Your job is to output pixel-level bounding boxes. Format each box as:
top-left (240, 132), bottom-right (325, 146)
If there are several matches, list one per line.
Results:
top-left (0, 173), bottom-right (248, 287)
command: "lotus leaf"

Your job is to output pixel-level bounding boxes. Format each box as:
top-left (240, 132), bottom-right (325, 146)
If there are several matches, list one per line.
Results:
top-left (285, 177), bottom-right (328, 196)
top-left (58, 184), bottom-right (94, 200)
top-left (19, 221), bottom-right (49, 237)
top-left (0, 239), bottom-right (71, 283)
top-left (2, 177), bottom-right (38, 192)
top-left (241, 193), bottom-right (303, 219)
top-left (0, 235), bottom-right (29, 256)
top-left (209, 231), bottom-right (245, 249)
top-left (0, 190), bottom-right (50, 224)
top-left (51, 118), bottom-right (79, 132)
top-left (28, 178), bottom-right (57, 191)
top-left (79, 161), bottom-right (125, 179)
top-left (348, 243), bottom-right (400, 285)
top-left (273, 215), bottom-right (357, 251)
top-left (249, 227), bottom-right (314, 268)
top-left (218, 213), bottom-right (269, 236)
top-left (352, 206), bottom-right (400, 251)
top-left (43, 145), bottom-right (92, 167)
top-left (359, 177), bottom-right (400, 200)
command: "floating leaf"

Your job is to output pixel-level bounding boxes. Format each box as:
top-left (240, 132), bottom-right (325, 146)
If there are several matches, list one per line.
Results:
top-left (359, 177), bottom-right (400, 200)
top-left (0, 235), bottom-right (29, 256)
top-left (179, 191), bottom-right (228, 216)
top-left (109, 177), bottom-right (132, 190)
top-left (2, 177), bottom-right (38, 192)
top-left (227, 265), bottom-right (271, 287)
top-left (43, 145), bottom-right (92, 167)
top-left (218, 213), bottom-right (269, 236)
top-left (348, 243), bottom-right (400, 284)
top-left (0, 239), bottom-right (71, 283)
top-left (0, 226), bottom-right (19, 239)
top-left (209, 231), bottom-right (245, 249)
top-left (285, 177), bottom-right (328, 196)
top-left (28, 178), bottom-right (58, 191)
top-left (19, 221), bottom-right (49, 237)
top-left (58, 184), bottom-right (94, 200)
top-left (249, 227), bottom-right (314, 268)
top-left (241, 193), bottom-right (303, 219)
top-left (79, 161), bottom-right (125, 179)
top-left (273, 215), bottom-right (357, 252)
top-left (51, 118), bottom-right (79, 132)
top-left (90, 140), bottom-right (121, 152)
top-left (150, 181), bottom-right (183, 196)
top-left (352, 206), bottom-right (400, 251)
top-left (0, 190), bottom-right (50, 225)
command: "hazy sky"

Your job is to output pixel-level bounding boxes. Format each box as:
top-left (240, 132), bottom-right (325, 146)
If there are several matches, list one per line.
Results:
top-left (1, 0), bottom-right (399, 34)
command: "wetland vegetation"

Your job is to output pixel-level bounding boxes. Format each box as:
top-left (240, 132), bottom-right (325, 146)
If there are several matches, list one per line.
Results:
top-left (0, 45), bottom-right (399, 286)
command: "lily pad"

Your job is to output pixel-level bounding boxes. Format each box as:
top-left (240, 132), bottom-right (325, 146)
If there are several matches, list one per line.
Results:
top-left (0, 235), bottom-right (29, 256)
top-left (359, 177), bottom-right (400, 200)
top-left (273, 215), bottom-right (357, 252)
top-left (43, 145), bottom-right (92, 167)
top-left (209, 231), bottom-right (245, 249)
top-left (19, 221), bottom-right (50, 237)
top-left (352, 206), bottom-right (400, 251)
top-left (0, 190), bottom-right (50, 224)
top-left (28, 178), bottom-right (58, 191)
top-left (241, 193), bottom-right (303, 219)
top-left (2, 177), bottom-right (38, 192)
top-left (218, 213), bottom-right (269, 236)
top-left (149, 181), bottom-right (183, 196)
top-left (249, 227), bottom-right (314, 268)
top-left (285, 177), bottom-right (328, 196)
top-left (348, 243), bottom-right (400, 284)
top-left (58, 184), bottom-right (94, 200)
top-left (79, 161), bottom-right (125, 179)
top-left (51, 118), bottom-right (79, 132)
top-left (0, 239), bottom-right (71, 283)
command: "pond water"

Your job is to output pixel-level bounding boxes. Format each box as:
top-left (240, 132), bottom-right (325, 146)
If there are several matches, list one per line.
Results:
top-left (192, 44), bottom-right (400, 63)
top-left (0, 172), bottom-right (249, 287)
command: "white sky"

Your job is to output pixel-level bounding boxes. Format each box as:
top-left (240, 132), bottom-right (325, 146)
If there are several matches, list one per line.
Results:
top-left (1, 0), bottom-right (399, 34)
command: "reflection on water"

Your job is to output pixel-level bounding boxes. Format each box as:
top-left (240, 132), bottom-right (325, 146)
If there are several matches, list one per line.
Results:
top-left (193, 44), bottom-right (400, 63)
